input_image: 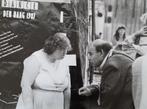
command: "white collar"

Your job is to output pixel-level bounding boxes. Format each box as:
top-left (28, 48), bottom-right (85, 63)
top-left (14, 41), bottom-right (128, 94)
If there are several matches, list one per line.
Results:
top-left (99, 49), bottom-right (113, 70)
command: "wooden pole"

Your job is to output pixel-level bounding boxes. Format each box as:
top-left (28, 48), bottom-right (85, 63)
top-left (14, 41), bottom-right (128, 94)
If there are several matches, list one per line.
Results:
top-left (92, 0), bottom-right (95, 40)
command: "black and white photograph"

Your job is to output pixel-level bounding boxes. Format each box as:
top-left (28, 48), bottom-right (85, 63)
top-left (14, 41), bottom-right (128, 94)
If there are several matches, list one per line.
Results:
top-left (0, 0), bottom-right (147, 109)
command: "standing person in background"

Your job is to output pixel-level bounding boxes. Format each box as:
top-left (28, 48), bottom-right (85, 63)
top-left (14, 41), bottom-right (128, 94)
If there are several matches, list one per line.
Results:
top-left (125, 12), bottom-right (147, 109)
top-left (125, 13), bottom-right (147, 57)
top-left (113, 25), bottom-right (126, 49)
top-left (16, 32), bottom-right (72, 109)
top-left (125, 26), bottom-right (147, 57)
top-left (79, 39), bottom-right (135, 109)
top-left (113, 25), bottom-right (144, 59)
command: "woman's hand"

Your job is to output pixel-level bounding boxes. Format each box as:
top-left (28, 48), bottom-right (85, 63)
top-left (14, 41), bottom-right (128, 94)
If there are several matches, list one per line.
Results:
top-left (138, 26), bottom-right (147, 35)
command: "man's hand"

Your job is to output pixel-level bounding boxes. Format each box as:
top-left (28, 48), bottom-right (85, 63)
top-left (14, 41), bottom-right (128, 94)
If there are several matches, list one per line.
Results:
top-left (78, 86), bottom-right (92, 96)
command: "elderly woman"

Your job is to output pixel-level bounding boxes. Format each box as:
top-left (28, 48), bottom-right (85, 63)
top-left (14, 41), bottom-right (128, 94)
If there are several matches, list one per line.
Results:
top-left (16, 32), bottom-right (71, 109)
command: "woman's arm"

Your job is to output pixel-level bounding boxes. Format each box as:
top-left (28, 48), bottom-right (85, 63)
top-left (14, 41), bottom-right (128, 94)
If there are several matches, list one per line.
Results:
top-left (125, 26), bottom-right (147, 44)
top-left (21, 55), bottom-right (40, 109)
top-left (63, 71), bottom-right (71, 109)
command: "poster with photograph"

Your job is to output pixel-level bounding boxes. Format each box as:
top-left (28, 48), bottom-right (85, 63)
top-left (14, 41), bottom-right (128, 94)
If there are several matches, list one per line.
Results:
top-left (0, 0), bottom-right (84, 108)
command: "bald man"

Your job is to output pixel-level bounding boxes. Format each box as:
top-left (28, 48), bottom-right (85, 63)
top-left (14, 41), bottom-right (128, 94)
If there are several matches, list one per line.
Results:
top-left (79, 39), bottom-right (135, 109)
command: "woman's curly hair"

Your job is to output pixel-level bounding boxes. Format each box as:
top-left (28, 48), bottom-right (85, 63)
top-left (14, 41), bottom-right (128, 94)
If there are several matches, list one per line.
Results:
top-left (44, 32), bottom-right (71, 55)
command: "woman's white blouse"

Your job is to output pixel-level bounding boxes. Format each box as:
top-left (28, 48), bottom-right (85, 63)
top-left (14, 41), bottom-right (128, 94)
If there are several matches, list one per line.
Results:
top-left (22, 49), bottom-right (70, 92)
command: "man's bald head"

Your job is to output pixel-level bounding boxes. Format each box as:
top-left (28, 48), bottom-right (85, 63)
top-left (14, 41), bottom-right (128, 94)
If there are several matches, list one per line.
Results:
top-left (91, 39), bottom-right (112, 54)
top-left (88, 39), bottom-right (112, 67)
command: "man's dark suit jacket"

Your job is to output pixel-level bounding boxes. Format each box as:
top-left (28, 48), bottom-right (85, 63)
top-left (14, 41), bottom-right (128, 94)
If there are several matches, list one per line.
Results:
top-left (89, 51), bottom-right (135, 109)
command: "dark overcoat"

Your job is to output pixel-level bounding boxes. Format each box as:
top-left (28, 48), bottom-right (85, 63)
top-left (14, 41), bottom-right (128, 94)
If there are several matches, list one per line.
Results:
top-left (89, 51), bottom-right (135, 109)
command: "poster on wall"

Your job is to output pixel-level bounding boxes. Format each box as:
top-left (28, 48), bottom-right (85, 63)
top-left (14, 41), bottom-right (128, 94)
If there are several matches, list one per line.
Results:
top-left (0, 0), bottom-right (82, 105)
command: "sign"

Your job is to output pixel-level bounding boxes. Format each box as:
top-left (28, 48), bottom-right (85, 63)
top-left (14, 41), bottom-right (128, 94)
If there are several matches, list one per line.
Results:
top-left (30, 0), bottom-right (70, 3)
top-left (0, 31), bottom-right (23, 59)
top-left (1, 0), bottom-right (38, 20)
top-left (0, 0), bottom-right (75, 104)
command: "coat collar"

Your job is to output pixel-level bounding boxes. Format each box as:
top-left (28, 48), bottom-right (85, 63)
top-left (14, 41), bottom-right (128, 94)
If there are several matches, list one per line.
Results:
top-left (99, 49), bottom-right (114, 70)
